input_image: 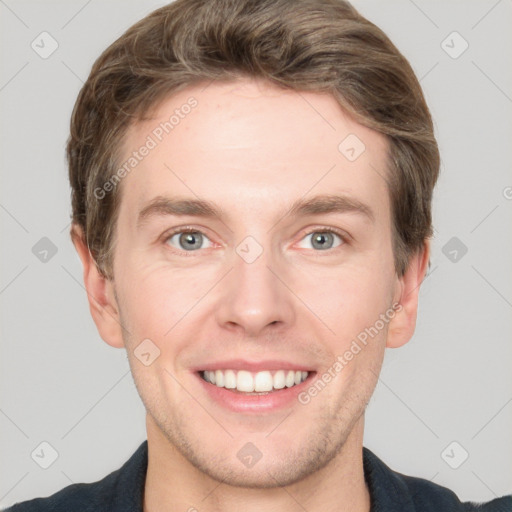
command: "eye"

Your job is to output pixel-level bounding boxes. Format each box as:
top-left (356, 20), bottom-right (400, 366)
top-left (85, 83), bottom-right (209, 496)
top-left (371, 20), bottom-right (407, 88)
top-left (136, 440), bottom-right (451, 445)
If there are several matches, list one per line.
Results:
top-left (163, 226), bottom-right (347, 254)
top-left (165, 228), bottom-right (213, 252)
top-left (297, 228), bottom-right (346, 251)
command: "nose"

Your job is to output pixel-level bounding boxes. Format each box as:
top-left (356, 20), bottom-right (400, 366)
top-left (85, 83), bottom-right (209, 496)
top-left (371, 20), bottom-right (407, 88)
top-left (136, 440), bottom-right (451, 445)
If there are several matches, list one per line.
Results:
top-left (215, 240), bottom-right (295, 337)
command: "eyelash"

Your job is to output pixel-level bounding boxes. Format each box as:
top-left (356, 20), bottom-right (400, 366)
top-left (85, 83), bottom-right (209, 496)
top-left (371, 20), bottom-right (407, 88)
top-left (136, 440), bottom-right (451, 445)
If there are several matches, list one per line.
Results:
top-left (162, 225), bottom-right (349, 256)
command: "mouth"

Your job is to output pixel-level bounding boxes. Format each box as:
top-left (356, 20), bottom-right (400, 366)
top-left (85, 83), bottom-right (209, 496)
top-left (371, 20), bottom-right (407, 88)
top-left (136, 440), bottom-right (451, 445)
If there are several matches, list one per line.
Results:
top-left (198, 369), bottom-right (311, 394)
top-left (194, 365), bottom-right (317, 413)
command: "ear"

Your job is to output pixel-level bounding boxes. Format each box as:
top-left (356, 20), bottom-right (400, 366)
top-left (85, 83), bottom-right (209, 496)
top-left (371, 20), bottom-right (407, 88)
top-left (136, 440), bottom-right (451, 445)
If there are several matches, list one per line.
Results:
top-left (386, 239), bottom-right (430, 349)
top-left (70, 224), bottom-right (125, 349)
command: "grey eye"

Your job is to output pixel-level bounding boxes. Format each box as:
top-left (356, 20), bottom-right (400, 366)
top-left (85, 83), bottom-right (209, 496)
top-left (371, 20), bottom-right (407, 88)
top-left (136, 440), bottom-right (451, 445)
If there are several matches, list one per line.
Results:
top-left (167, 231), bottom-right (212, 251)
top-left (297, 231), bottom-right (343, 251)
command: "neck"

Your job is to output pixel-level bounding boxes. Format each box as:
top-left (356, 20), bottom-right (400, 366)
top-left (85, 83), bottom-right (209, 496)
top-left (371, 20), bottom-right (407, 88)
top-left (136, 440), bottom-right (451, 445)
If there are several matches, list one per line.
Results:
top-left (143, 414), bottom-right (371, 512)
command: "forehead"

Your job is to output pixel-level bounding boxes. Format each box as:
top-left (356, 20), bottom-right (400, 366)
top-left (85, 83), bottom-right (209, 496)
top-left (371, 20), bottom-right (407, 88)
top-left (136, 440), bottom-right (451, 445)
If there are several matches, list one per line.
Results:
top-left (118, 78), bottom-right (390, 227)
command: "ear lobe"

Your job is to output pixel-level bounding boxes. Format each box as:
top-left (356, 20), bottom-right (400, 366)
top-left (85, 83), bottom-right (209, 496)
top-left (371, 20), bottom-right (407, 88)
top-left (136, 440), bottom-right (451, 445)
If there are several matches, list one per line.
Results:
top-left (386, 240), bottom-right (431, 349)
top-left (70, 224), bottom-right (125, 349)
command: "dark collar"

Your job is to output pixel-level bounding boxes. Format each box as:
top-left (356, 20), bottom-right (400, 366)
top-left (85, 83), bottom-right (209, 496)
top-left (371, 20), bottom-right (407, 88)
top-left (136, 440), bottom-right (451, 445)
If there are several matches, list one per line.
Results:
top-left (362, 446), bottom-right (415, 512)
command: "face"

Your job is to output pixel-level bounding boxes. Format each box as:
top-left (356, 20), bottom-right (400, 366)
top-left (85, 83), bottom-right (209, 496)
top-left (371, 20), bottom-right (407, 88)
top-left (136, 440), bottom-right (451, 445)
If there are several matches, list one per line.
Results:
top-left (83, 77), bottom-right (423, 488)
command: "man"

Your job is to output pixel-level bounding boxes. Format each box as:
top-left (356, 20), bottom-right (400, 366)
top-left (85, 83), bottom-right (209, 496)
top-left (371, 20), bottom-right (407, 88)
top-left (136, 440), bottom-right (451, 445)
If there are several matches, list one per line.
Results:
top-left (4, 0), bottom-right (511, 510)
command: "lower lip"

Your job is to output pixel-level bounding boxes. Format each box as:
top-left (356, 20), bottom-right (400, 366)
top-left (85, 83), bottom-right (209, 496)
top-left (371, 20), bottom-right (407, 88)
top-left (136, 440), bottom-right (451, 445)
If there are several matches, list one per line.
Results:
top-left (195, 371), bottom-right (316, 413)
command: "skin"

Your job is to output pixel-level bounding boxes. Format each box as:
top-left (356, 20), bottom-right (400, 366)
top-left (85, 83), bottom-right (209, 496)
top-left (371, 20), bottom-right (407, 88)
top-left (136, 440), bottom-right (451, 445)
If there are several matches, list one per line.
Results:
top-left (73, 77), bottom-right (429, 512)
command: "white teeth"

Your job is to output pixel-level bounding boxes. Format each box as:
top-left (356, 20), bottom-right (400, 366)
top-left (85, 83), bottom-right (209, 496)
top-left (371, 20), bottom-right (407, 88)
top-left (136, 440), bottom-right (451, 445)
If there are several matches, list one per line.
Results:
top-left (285, 370), bottom-right (295, 388)
top-left (273, 370), bottom-right (286, 389)
top-left (215, 370), bottom-right (224, 387)
top-left (224, 369), bottom-right (237, 389)
top-left (254, 371), bottom-right (273, 392)
top-left (202, 369), bottom-right (309, 392)
top-left (237, 370), bottom-right (254, 392)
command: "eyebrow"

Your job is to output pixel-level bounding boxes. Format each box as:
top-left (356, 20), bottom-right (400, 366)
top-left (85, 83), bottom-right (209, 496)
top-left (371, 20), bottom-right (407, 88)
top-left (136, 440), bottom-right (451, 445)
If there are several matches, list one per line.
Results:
top-left (136, 193), bottom-right (375, 229)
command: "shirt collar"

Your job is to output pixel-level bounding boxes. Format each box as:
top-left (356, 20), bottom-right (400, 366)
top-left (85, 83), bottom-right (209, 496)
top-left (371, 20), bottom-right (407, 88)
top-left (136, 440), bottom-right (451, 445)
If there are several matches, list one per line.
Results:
top-left (363, 446), bottom-right (416, 512)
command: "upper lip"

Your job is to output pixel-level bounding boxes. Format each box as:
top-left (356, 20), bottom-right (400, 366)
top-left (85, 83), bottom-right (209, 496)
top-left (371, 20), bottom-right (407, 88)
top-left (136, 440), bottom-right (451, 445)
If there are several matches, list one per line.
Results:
top-left (191, 359), bottom-right (315, 373)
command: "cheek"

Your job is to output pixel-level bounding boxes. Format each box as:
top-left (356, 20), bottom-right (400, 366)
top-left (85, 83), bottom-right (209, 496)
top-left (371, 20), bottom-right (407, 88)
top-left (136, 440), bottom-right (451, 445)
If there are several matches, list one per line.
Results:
top-left (295, 258), bottom-right (395, 333)
top-left (116, 259), bottom-right (216, 341)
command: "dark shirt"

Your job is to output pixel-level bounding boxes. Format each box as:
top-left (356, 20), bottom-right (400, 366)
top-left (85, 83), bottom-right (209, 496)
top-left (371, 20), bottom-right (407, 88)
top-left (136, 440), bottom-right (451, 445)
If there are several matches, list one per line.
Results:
top-left (3, 441), bottom-right (511, 511)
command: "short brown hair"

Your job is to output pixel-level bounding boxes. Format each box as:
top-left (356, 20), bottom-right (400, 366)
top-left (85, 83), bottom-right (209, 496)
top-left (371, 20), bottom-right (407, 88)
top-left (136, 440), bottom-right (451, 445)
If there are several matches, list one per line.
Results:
top-left (67, 0), bottom-right (439, 280)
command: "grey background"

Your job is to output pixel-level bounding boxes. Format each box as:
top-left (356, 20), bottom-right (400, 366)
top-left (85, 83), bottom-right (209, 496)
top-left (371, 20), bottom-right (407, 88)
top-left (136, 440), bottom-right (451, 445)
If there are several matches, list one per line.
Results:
top-left (1, 0), bottom-right (511, 508)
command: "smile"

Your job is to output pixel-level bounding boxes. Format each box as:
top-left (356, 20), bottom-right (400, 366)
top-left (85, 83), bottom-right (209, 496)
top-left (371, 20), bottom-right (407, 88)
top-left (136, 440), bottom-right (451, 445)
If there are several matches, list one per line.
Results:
top-left (200, 369), bottom-right (309, 394)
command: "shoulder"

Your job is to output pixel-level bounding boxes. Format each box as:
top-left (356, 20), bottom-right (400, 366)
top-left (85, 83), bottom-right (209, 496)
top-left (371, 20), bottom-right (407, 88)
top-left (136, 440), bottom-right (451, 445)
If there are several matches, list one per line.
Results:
top-left (2, 479), bottom-right (115, 512)
top-left (2, 441), bottom-right (148, 512)
top-left (400, 471), bottom-right (512, 512)
top-left (362, 447), bottom-right (512, 512)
